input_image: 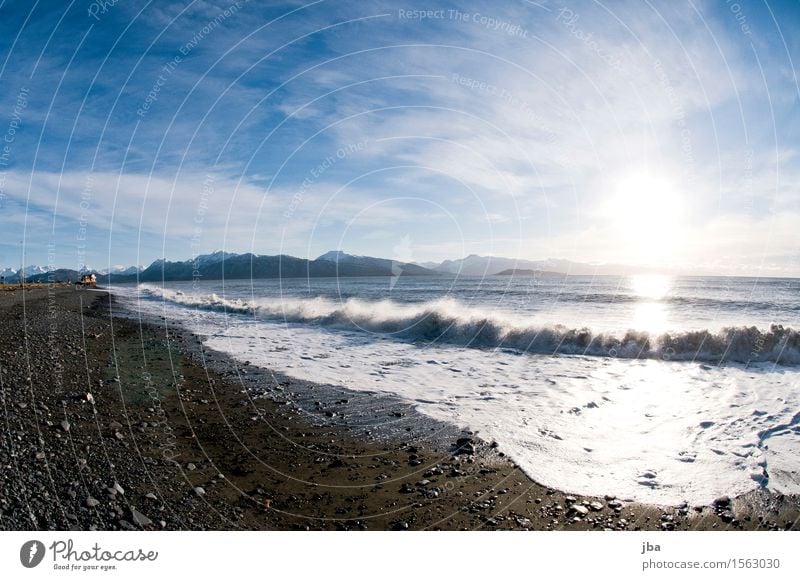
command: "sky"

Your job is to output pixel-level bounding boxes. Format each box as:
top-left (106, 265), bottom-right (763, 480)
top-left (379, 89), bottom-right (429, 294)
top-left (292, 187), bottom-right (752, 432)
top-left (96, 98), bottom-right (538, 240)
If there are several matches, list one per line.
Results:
top-left (0, 0), bottom-right (798, 276)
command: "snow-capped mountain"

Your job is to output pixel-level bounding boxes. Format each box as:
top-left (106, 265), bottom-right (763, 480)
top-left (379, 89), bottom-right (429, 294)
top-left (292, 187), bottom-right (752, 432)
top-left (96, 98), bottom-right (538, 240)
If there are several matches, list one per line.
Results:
top-left (315, 250), bottom-right (435, 276)
top-left (21, 265), bottom-right (47, 277)
top-left (192, 250), bottom-right (237, 266)
top-left (0, 265), bottom-right (52, 281)
top-left (99, 265), bottom-right (144, 275)
top-left (316, 250), bottom-right (361, 263)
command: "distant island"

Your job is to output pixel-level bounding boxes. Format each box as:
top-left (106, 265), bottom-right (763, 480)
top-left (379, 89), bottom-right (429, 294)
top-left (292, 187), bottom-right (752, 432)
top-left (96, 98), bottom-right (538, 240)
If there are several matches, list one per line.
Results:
top-left (494, 268), bottom-right (564, 277)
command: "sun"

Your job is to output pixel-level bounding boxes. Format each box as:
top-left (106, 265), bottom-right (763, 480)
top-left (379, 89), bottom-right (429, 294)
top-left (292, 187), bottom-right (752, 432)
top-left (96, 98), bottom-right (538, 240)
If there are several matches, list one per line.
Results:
top-left (603, 170), bottom-right (684, 261)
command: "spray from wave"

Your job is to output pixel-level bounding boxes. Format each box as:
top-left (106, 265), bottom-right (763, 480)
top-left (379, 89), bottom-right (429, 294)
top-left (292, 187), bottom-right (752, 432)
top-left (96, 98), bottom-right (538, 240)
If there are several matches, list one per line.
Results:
top-left (136, 284), bottom-right (800, 365)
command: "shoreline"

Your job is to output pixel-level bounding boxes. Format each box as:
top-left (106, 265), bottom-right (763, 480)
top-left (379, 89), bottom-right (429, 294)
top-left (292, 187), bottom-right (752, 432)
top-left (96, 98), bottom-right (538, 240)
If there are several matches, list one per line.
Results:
top-left (0, 285), bottom-right (796, 530)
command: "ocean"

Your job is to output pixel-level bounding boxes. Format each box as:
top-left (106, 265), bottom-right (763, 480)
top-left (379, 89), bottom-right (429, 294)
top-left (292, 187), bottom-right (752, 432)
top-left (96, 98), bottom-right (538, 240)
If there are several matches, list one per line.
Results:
top-left (113, 273), bottom-right (800, 505)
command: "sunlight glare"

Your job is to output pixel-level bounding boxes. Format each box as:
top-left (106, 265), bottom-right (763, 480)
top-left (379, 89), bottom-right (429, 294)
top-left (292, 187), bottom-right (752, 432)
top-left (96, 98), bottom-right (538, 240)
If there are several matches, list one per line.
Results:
top-left (630, 274), bottom-right (673, 332)
top-left (631, 274), bottom-right (673, 299)
top-left (605, 170), bottom-right (684, 261)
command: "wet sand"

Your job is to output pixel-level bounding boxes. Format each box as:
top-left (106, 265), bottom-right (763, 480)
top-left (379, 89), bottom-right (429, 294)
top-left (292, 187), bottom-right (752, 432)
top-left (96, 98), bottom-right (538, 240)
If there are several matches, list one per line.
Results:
top-left (0, 285), bottom-right (796, 531)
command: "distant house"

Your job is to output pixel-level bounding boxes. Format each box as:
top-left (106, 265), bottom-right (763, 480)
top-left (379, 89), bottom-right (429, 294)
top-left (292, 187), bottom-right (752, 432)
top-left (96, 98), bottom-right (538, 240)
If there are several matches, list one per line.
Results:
top-left (77, 273), bottom-right (97, 287)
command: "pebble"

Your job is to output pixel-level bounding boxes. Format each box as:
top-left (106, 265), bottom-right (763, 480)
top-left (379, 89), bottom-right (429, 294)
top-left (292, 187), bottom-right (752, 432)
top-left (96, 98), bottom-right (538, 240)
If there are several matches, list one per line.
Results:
top-left (455, 437), bottom-right (475, 455)
top-left (131, 508), bottom-right (153, 527)
top-left (85, 497), bottom-right (100, 508)
top-left (194, 487), bottom-right (205, 496)
top-left (569, 505), bottom-right (589, 516)
top-left (713, 496), bottom-right (731, 508)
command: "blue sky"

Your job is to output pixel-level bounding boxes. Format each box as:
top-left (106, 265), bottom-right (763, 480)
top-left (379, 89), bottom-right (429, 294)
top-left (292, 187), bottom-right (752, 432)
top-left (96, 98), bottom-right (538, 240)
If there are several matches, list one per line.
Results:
top-left (0, 0), bottom-right (798, 275)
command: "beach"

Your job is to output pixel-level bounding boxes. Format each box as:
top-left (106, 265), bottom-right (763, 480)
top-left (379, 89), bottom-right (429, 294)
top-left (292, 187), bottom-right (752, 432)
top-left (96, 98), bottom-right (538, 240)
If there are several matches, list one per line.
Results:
top-left (0, 285), bottom-right (797, 531)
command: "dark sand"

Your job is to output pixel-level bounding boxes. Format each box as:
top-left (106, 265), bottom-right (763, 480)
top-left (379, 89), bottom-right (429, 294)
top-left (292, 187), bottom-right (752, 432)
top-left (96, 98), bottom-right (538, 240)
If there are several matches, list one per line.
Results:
top-left (0, 285), bottom-right (797, 531)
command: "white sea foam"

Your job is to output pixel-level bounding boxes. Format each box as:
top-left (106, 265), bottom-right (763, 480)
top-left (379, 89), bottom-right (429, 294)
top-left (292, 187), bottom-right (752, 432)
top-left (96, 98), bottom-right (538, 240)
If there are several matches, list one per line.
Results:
top-left (138, 283), bottom-right (800, 365)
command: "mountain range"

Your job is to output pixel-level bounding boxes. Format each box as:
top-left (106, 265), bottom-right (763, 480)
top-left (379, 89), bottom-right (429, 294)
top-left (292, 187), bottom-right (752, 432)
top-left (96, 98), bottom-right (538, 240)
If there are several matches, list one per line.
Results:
top-left (1, 250), bottom-right (653, 284)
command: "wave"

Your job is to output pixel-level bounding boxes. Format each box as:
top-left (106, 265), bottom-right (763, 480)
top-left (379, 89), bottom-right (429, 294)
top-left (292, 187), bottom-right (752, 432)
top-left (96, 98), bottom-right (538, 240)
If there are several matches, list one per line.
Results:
top-left (136, 284), bottom-right (800, 365)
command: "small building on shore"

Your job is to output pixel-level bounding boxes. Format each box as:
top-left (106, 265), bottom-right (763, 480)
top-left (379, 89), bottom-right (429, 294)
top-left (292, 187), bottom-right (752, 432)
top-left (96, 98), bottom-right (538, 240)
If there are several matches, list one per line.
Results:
top-left (77, 273), bottom-right (97, 287)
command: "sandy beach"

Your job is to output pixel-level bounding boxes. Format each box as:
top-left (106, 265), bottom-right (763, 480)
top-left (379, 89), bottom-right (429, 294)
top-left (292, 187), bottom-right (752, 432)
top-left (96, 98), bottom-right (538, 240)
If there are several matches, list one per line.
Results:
top-left (0, 285), bottom-right (796, 531)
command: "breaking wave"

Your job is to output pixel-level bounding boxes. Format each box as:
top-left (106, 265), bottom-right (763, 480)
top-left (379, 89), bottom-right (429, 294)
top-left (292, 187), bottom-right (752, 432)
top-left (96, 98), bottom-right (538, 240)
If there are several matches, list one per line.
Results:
top-left (137, 284), bottom-right (800, 365)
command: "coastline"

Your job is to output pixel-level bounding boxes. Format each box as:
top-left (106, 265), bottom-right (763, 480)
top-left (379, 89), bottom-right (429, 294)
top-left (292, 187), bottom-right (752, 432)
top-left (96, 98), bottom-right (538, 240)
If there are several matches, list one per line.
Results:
top-left (0, 285), bottom-right (796, 530)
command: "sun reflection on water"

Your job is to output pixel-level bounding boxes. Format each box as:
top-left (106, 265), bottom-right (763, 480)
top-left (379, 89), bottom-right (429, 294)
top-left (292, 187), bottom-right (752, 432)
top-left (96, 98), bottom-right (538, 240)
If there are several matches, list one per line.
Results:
top-left (630, 275), bottom-right (673, 332)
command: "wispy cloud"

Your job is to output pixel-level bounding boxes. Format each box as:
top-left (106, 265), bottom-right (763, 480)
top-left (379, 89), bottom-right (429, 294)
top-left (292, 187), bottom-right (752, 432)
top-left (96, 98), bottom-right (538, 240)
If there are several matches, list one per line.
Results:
top-left (1, 0), bottom-right (798, 274)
